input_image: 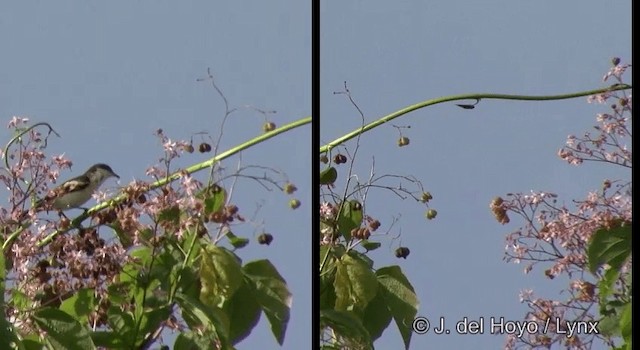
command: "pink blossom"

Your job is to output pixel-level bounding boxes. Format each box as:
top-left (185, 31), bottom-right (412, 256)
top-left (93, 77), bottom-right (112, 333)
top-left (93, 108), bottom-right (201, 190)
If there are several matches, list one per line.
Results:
top-left (163, 139), bottom-right (179, 158)
top-left (519, 289), bottom-right (534, 302)
top-left (320, 201), bottom-right (336, 219)
top-left (146, 166), bottom-right (166, 178)
top-left (602, 63), bottom-right (630, 82)
top-left (586, 92), bottom-right (610, 104)
top-left (7, 116), bottom-right (29, 128)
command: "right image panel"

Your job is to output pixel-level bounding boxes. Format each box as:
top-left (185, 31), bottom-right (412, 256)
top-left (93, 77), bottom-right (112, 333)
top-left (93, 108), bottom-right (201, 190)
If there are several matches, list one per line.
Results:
top-left (319, 1), bottom-right (632, 349)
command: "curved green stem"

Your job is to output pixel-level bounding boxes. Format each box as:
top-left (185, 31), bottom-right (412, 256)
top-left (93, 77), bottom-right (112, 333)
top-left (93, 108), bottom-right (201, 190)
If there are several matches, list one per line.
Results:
top-left (2, 122), bottom-right (60, 171)
top-left (319, 84), bottom-right (631, 154)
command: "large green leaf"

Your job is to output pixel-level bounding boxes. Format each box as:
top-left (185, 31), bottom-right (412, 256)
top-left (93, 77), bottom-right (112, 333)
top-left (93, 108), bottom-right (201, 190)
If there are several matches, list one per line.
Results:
top-left (362, 286), bottom-right (393, 341)
top-left (376, 266), bottom-right (419, 350)
top-left (199, 245), bottom-right (243, 308)
top-left (32, 308), bottom-right (96, 350)
top-left (319, 246), bottom-right (337, 310)
top-left (225, 277), bottom-right (261, 345)
top-left (243, 260), bottom-right (292, 345)
top-left (348, 250), bottom-right (374, 269)
top-left (176, 292), bottom-right (230, 341)
top-left (320, 310), bottom-right (373, 350)
top-left (334, 254), bottom-right (378, 313)
top-left (107, 306), bottom-right (135, 345)
top-left (587, 223), bottom-right (631, 274)
top-left (320, 271), bottom-right (337, 311)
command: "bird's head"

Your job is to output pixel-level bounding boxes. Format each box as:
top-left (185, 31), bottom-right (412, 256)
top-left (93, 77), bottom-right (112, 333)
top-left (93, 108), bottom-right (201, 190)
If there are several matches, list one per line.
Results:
top-left (86, 163), bottom-right (120, 185)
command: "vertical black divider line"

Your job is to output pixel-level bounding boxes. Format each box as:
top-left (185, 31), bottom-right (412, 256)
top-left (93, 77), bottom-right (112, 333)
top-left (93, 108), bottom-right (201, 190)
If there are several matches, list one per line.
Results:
top-left (311, 0), bottom-right (321, 349)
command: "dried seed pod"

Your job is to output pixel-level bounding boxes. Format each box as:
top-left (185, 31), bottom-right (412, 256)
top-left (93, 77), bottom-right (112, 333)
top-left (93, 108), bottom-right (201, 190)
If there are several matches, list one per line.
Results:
top-left (198, 142), bottom-right (212, 153)
top-left (395, 247), bottom-right (410, 259)
top-left (258, 233), bottom-right (273, 245)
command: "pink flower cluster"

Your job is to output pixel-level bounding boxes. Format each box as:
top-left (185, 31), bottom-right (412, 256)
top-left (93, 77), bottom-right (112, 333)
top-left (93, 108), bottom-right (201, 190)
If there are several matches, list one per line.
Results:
top-left (500, 60), bottom-right (631, 350)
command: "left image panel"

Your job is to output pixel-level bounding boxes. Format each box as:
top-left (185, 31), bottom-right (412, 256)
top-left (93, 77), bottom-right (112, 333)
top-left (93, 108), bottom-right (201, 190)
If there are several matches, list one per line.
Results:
top-left (0, 2), bottom-right (311, 349)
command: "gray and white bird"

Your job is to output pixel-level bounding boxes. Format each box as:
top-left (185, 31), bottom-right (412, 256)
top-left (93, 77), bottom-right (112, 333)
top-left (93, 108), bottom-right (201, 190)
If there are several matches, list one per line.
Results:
top-left (31, 163), bottom-right (120, 214)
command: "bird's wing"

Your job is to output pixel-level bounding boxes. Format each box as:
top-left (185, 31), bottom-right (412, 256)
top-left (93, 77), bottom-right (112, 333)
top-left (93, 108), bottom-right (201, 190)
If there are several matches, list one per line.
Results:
top-left (36, 175), bottom-right (92, 208)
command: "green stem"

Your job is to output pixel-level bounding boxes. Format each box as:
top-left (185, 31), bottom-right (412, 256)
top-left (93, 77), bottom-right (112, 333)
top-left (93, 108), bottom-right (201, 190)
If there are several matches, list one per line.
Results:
top-left (319, 85), bottom-right (631, 154)
top-left (169, 226), bottom-right (200, 303)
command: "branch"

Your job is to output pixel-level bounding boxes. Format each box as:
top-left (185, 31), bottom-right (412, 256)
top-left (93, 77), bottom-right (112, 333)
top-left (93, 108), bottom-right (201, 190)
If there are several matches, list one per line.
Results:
top-left (319, 84), bottom-right (632, 153)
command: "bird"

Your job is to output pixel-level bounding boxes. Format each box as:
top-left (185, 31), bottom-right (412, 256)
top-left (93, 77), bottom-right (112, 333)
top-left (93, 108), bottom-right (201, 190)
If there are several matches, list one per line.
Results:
top-left (26, 163), bottom-right (120, 217)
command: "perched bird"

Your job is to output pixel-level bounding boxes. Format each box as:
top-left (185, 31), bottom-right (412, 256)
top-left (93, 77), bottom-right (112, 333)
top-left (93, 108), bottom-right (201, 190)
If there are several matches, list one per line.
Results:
top-left (28, 163), bottom-right (120, 216)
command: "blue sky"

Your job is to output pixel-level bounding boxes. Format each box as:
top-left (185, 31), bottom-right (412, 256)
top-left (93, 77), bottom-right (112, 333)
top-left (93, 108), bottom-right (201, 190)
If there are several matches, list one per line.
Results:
top-left (321, 1), bottom-right (630, 349)
top-left (1, 2), bottom-right (310, 349)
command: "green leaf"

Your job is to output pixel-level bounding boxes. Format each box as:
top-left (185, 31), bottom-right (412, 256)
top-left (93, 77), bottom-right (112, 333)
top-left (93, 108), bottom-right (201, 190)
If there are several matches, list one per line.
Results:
top-left (90, 331), bottom-right (126, 349)
top-left (175, 292), bottom-right (229, 346)
top-left (175, 331), bottom-right (224, 350)
top-left (59, 288), bottom-right (96, 325)
top-left (319, 166), bottom-right (337, 185)
top-left (362, 286), bottom-right (393, 341)
top-left (334, 254), bottom-right (378, 313)
top-left (178, 265), bottom-right (201, 300)
top-left (11, 290), bottom-right (30, 311)
top-left (0, 313), bottom-right (20, 350)
top-left (597, 313), bottom-right (620, 337)
top-left (360, 240), bottom-right (381, 251)
top-left (136, 306), bottom-right (171, 346)
top-left (107, 306), bottom-right (135, 343)
top-left (348, 250), bottom-right (374, 269)
top-left (32, 308), bottom-right (96, 350)
top-left (597, 267), bottom-right (620, 314)
top-left (131, 280), bottom-right (162, 321)
top-left (120, 247), bottom-right (152, 284)
top-left (243, 260), bottom-right (292, 345)
top-left (157, 205), bottom-right (181, 226)
top-left (620, 302), bottom-right (631, 344)
top-left (199, 245), bottom-right (243, 308)
top-left (320, 270), bottom-right (337, 311)
top-left (320, 310), bottom-right (373, 350)
top-left (336, 200), bottom-right (363, 241)
top-left (226, 231), bottom-right (250, 249)
top-left (319, 247), bottom-right (337, 310)
top-left (587, 223), bottom-right (631, 274)
top-left (22, 338), bottom-right (43, 350)
top-left (225, 277), bottom-right (261, 344)
top-left (376, 266), bottom-right (419, 350)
